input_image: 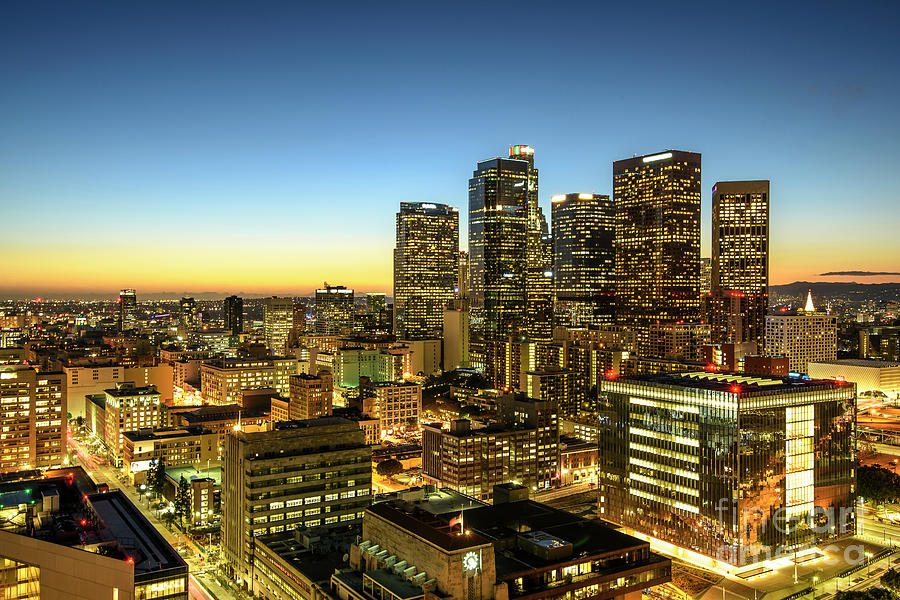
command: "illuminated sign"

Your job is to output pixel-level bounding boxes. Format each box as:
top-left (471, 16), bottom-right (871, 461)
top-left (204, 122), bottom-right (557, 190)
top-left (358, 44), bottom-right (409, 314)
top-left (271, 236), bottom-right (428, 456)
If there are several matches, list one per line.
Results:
top-left (509, 145), bottom-right (534, 156)
top-left (578, 193), bottom-right (594, 199)
top-left (642, 152), bottom-right (673, 163)
top-left (422, 203), bottom-right (437, 209)
top-left (551, 194), bottom-right (566, 202)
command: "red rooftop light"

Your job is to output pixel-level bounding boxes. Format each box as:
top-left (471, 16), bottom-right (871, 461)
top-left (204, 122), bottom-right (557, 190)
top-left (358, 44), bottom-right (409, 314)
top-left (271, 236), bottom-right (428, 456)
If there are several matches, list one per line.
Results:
top-left (731, 385), bottom-right (741, 394)
top-left (126, 557), bottom-right (134, 564)
top-left (606, 370), bottom-right (617, 380)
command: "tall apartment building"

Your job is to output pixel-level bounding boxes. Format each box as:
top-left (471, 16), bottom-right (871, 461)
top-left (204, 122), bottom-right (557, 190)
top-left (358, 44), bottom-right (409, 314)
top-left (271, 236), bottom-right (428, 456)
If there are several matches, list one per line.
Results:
top-left (200, 357), bottom-right (299, 405)
top-left (710, 181), bottom-right (770, 350)
top-left (179, 296), bottom-right (199, 330)
top-left (117, 288), bottom-right (137, 333)
top-left (263, 297), bottom-right (294, 356)
top-left (0, 365), bottom-right (66, 473)
top-left (222, 419), bottom-right (372, 586)
top-left (86, 383), bottom-right (161, 466)
top-left (551, 192), bottom-right (616, 327)
top-left (422, 394), bottom-right (558, 501)
top-left (224, 295), bottom-right (244, 334)
top-left (765, 293), bottom-right (837, 373)
top-left (525, 368), bottom-right (578, 419)
top-left (598, 371), bottom-right (855, 568)
top-left (613, 150), bottom-right (702, 353)
top-left (360, 380), bottom-right (422, 438)
top-left (468, 153), bottom-right (529, 372)
top-left (315, 285), bottom-right (354, 335)
top-left (288, 371), bottom-right (334, 420)
top-left (393, 202), bottom-right (459, 339)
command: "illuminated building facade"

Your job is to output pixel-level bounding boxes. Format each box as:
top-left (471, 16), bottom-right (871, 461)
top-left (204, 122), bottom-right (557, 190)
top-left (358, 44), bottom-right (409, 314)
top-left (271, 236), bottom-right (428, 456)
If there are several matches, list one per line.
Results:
top-left (288, 371), bottom-right (334, 420)
top-left (222, 418), bottom-right (372, 587)
top-left (122, 426), bottom-right (218, 484)
top-left (468, 154), bottom-right (529, 371)
top-left (86, 383), bottom-right (162, 467)
top-left (765, 299), bottom-right (837, 373)
top-left (315, 285), bottom-right (354, 335)
top-left (179, 296), bottom-right (198, 330)
top-left (393, 202), bottom-right (459, 339)
top-left (117, 288), bottom-right (137, 333)
top-left (613, 151), bottom-right (702, 353)
top-left (551, 192), bottom-right (615, 327)
top-left (200, 357), bottom-right (299, 405)
top-left (0, 366), bottom-right (66, 473)
top-left (710, 181), bottom-right (770, 350)
top-left (264, 296), bottom-right (294, 356)
top-left (598, 372), bottom-right (855, 567)
top-left (360, 380), bottom-right (421, 438)
top-left (224, 295), bottom-right (243, 334)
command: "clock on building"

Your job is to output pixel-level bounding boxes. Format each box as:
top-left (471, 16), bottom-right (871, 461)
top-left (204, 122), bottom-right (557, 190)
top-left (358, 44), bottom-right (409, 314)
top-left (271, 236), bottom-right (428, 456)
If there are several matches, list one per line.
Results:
top-left (462, 551), bottom-right (480, 572)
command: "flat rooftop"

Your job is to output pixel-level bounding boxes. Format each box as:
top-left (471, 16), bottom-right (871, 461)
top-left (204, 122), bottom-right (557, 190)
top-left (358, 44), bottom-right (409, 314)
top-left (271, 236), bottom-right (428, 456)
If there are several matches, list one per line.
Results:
top-left (166, 465), bottom-right (221, 486)
top-left (122, 426), bottom-right (207, 442)
top-left (613, 371), bottom-right (850, 394)
top-left (89, 490), bottom-right (186, 575)
top-left (257, 529), bottom-right (357, 584)
top-left (809, 359), bottom-right (900, 368)
top-left (105, 385), bottom-right (159, 398)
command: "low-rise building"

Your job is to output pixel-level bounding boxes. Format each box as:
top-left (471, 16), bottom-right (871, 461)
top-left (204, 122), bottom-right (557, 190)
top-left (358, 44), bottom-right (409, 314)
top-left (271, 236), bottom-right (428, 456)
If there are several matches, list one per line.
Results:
top-left (201, 357), bottom-right (300, 405)
top-left (807, 359), bottom-right (900, 396)
top-left (361, 381), bottom-right (422, 439)
top-left (122, 426), bottom-right (218, 484)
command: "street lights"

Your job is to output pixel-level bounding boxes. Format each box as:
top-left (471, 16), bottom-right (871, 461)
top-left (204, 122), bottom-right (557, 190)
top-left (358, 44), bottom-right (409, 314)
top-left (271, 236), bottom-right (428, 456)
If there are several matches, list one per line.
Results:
top-left (866, 551), bottom-right (874, 578)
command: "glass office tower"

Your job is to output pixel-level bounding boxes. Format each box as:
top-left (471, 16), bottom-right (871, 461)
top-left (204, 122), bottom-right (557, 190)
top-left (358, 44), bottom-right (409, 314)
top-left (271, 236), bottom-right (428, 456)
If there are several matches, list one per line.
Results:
top-left (552, 192), bottom-right (616, 327)
top-left (613, 150), bottom-right (701, 353)
top-left (393, 202), bottom-right (459, 340)
top-left (598, 372), bottom-right (855, 567)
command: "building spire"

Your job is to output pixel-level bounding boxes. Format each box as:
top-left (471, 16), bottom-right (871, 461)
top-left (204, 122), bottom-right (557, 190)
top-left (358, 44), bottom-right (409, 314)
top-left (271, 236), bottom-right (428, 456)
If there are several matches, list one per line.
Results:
top-left (804, 289), bottom-right (816, 312)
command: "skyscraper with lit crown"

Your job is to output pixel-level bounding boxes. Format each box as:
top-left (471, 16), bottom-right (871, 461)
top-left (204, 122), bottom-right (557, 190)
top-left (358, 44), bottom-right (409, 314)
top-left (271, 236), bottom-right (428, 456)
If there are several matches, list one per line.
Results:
top-left (613, 150), bottom-right (701, 353)
top-left (117, 288), bottom-right (137, 333)
top-left (393, 202), bottom-right (459, 340)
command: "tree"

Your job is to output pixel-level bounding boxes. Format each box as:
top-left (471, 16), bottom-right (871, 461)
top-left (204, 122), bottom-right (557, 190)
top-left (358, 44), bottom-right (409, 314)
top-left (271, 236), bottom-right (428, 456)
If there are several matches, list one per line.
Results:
top-left (857, 465), bottom-right (900, 504)
top-left (883, 568), bottom-right (900, 590)
top-left (835, 588), bottom-right (899, 600)
top-left (175, 475), bottom-right (191, 528)
top-left (148, 459), bottom-right (167, 499)
top-left (376, 459), bottom-right (403, 477)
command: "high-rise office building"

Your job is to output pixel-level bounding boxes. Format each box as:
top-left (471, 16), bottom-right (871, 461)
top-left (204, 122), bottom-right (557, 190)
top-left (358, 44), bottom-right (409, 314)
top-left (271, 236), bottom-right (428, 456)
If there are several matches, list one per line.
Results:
top-left (223, 295), bottom-right (243, 334)
top-left (710, 181), bottom-right (770, 350)
top-left (222, 419), bottom-right (372, 586)
top-left (509, 145), bottom-right (554, 343)
top-left (468, 153), bottom-right (529, 371)
top-left (366, 293), bottom-right (386, 315)
top-left (264, 296), bottom-right (293, 355)
top-left (613, 151), bottom-right (701, 353)
top-left (315, 285), bottom-right (354, 335)
top-left (179, 296), bottom-right (198, 330)
top-left (0, 365), bottom-right (67, 473)
top-left (599, 371), bottom-right (855, 567)
top-left (457, 250), bottom-right (470, 301)
top-left (393, 202), bottom-right (459, 339)
top-left (765, 293), bottom-right (837, 373)
top-left (552, 193), bottom-right (616, 327)
top-left (117, 288), bottom-right (137, 333)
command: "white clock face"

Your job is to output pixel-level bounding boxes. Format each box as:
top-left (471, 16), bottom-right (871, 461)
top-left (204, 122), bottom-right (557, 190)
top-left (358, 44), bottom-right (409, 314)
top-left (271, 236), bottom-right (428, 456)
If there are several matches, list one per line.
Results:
top-left (463, 551), bottom-right (480, 571)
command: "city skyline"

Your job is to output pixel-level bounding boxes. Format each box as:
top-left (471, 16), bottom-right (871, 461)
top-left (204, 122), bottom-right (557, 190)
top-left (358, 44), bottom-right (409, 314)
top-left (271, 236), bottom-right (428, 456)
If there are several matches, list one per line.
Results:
top-left (2, 3), bottom-right (900, 297)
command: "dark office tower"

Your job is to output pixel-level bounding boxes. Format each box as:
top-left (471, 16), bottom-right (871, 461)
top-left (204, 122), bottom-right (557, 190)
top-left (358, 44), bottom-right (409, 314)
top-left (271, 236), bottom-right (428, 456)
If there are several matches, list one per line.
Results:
top-left (393, 202), bottom-right (459, 340)
top-left (468, 154), bottom-right (529, 371)
top-left (552, 193), bottom-right (616, 327)
top-left (457, 250), bottom-right (469, 301)
top-left (613, 150), bottom-right (702, 353)
top-left (179, 296), bottom-right (198, 330)
top-left (117, 288), bottom-right (137, 333)
top-left (315, 284), bottom-right (354, 335)
top-left (710, 181), bottom-right (770, 351)
top-left (223, 295), bottom-right (243, 334)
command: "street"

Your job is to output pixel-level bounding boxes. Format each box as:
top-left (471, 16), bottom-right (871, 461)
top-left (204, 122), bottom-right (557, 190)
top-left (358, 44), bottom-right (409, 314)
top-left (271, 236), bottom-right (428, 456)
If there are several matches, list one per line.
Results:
top-left (68, 432), bottom-right (244, 600)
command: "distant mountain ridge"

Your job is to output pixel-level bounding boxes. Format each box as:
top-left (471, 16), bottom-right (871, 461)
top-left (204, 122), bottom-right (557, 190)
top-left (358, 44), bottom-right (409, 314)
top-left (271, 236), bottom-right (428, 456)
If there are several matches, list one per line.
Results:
top-left (770, 281), bottom-right (900, 298)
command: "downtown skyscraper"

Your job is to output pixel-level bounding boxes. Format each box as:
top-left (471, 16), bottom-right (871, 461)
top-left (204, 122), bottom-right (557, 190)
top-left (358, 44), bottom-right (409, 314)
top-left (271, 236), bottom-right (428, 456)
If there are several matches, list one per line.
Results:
top-left (263, 296), bottom-right (293, 355)
top-left (224, 294), bottom-right (243, 334)
top-left (393, 202), bottom-right (459, 340)
top-left (551, 192), bottom-right (616, 327)
top-left (117, 288), bottom-right (137, 333)
top-left (468, 152), bottom-right (529, 371)
top-left (709, 180), bottom-right (770, 351)
top-left (613, 150), bottom-right (702, 353)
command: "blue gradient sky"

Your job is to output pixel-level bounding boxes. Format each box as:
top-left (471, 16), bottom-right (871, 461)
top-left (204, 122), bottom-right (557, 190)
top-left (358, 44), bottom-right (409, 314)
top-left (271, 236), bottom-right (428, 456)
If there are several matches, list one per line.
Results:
top-left (2, 2), bottom-right (899, 298)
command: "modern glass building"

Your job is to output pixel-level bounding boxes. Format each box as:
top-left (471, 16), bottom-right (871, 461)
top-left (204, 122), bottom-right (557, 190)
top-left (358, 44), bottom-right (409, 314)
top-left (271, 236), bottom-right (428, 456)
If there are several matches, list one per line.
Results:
top-left (393, 202), bottom-right (459, 340)
top-left (263, 296), bottom-right (294, 355)
top-left (315, 285), bottom-right (354, 335)
top-left (598, 371), bottom-right (856, 568)
top-left (710, 180), bottom-right (770, 350)
top-left (224, 294), bottom-right (243, 334)
top-left (551, 192), bottom-right (615, 327)
top-left (613, 151), bottom-right (701, 354)
top-left (117, 288), bottom-right (137, 333)
top-left (468, 155), bottom-right (529, 370)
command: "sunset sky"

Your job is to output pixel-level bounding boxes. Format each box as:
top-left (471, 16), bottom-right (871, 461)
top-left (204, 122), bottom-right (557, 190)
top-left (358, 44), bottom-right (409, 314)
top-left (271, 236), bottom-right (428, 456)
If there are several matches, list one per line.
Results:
top-left (2, 2), bottom-right (899, 299)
